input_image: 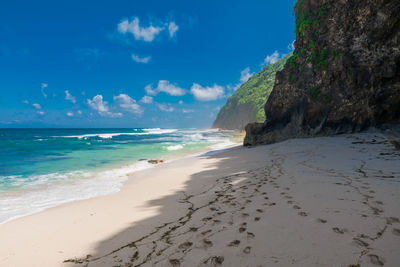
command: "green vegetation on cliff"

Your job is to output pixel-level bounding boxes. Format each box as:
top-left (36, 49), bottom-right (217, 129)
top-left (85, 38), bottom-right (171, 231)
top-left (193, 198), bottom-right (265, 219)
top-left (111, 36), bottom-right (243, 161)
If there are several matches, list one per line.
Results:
top-left (212, 54), bottom-right (291, 130)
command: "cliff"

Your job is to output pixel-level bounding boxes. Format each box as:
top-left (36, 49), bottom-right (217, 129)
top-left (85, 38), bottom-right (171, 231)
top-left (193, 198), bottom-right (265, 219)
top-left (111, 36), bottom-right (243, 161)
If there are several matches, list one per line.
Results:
top-left (244, 0), bottom-right (400, 146)
top-left (213, 55), bottom-right (290, 130)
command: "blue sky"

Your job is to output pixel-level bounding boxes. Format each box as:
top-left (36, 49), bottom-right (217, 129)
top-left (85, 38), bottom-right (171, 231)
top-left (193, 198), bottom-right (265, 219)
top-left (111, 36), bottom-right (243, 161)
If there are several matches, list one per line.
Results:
top-left (0, 0), bottom-right (295, 128)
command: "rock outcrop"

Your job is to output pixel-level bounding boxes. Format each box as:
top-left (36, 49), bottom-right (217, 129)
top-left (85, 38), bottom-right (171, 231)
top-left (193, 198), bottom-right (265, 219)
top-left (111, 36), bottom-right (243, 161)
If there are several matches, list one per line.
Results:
top-left (212, 55), bottom-right (290, 130)
top-left (244, 0), bottom-right (400, 146)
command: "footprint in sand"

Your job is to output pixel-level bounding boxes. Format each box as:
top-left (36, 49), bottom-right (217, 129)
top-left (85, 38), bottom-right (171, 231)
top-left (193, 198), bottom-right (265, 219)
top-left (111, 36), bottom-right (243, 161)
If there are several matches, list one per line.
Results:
top-left (169, 259), bottom-right (180, 267)
top-left (239, 227), bottom-right (247, 233)
top-left (317, 218), bottom-right (327, 223)
top-left (332, 227), bottom-right (346, 234)
top-left (254, 217), bottom-right (261, 221)
top-left (392, 228), bottom-right (400, 236)
top-left (247, 232), bottom-right (255, 239)
top-left (201, 229), bottom-right (212, 236)
top-left (201, 256), bottom-right (224, 266)
top-left (287, 200), bottom-right (294, 204)
top-left (353, 238), bottom-right (369, 247)
top-left (178, 241), bottom-right (193, 250)
top-left (228, 240), bottom-right (241, 247)
top-left (243, 246), bottom-right (251, 254)
top-left (293, 205), bottom-right (301, 210)
top-left (202, 239), bottom-right (213, 248)
top-left (256, 209), bottom-right (264, 213)
top-left (368, 254), bottom-right (385, 266)
top-left (202, 217), bottom-right (213, 222)
top-left (371, 206), bottom-right (384, 215)
top-left (298, 212), bottom-right (308, 217)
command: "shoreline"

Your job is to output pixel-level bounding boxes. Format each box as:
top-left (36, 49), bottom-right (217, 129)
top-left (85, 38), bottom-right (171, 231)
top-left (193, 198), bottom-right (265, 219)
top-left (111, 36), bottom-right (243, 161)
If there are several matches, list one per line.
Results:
top-left (0, 138), bottom-right (240, 225)
top-left (1, 133), bottom-right (399, 266)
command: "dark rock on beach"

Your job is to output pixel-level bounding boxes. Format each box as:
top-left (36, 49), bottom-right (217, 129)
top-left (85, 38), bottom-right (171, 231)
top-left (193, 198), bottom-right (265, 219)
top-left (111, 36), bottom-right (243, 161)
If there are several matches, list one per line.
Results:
top-left (148, 159), bottom-right (164, 164)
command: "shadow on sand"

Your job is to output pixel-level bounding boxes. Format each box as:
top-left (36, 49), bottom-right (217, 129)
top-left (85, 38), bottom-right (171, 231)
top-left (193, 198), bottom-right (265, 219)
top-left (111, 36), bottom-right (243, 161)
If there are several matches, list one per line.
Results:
top-left (64, 145), bottom-right (269, 266)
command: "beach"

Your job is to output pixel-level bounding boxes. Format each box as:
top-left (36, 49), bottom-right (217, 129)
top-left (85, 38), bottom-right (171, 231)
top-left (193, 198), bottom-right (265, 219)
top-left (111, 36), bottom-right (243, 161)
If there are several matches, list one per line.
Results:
top-left (1, 132), bottom-right (400, 267)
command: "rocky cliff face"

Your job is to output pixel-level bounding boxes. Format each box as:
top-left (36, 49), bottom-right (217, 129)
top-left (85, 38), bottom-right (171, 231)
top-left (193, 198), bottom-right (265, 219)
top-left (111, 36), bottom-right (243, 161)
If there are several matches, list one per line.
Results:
top-left (244, 0), bottom-right (400, 146)
top-left (213, 55), bottom-right (289, 130)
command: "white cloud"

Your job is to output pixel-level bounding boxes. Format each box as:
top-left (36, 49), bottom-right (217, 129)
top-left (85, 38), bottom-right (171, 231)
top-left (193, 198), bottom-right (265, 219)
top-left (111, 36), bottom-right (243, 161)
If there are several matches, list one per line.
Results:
top-left (32, 103), bottom-right (42, 109)
top-left (190, 83), bottom-right (224, 101)
top-left (157, 80), bottom-right (185, 96)
top-left (240, 67), bottom-right (253, 83)
top-left (140, 95), bottom-right (153, 104)
top-left (66, 112), bottom-right (74, 117)
top-left (114, 94), bottom-right (143, 115)
top-left (264, 50), bottom-right (280, 65)
top-left (182, 108), bottom-right (194, 113)
top-left (118, 17), bottom-right (164, 42)
top-left (87, 95), bottom-right (122, 118)
top-left (77, 110), bottom-right (82, 115)
top-left (65, 90), bottom-right (76, 104)
top-left (145, 80), bottom-right (186, 96)
top-left (37, 111), bottom-right (45, 115)
top-left (23, 100), bottom-right (29, 104)
top-left (145, 84), bottom-right (157, 95)
top-left (179, 100), bottom-right (183, 104)
top-left (227, 67), bottom-right (254, 92)
top-left (168, 21), bottom-right (179, 38)
top-left (131, 54), bottom-right (151, 63)
top-left (41, 83), bottom-right (48, 98)
top-left (157, 103), bottom-right (174, 112)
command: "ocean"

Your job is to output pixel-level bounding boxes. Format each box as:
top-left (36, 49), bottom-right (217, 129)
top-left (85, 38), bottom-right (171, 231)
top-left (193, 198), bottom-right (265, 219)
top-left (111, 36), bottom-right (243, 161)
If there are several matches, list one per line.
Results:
top-left (0, 128), bottom-right (236, 224)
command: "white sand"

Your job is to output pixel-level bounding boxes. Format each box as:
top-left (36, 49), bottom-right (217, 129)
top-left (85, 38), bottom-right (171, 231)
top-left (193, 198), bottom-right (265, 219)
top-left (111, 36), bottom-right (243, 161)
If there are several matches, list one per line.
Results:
top-left (1, 133), bottom-right (399, 267)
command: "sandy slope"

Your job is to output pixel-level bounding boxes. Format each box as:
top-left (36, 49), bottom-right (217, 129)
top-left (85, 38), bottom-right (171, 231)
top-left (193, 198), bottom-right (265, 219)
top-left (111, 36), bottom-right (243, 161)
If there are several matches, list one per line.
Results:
top-left (1, 133), bottom-right (399, 267)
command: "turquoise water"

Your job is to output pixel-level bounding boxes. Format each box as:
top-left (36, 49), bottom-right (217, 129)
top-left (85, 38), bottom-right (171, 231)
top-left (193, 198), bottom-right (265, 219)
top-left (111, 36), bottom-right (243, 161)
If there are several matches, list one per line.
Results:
top-left (0, 128), bottom-right (235, 223)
